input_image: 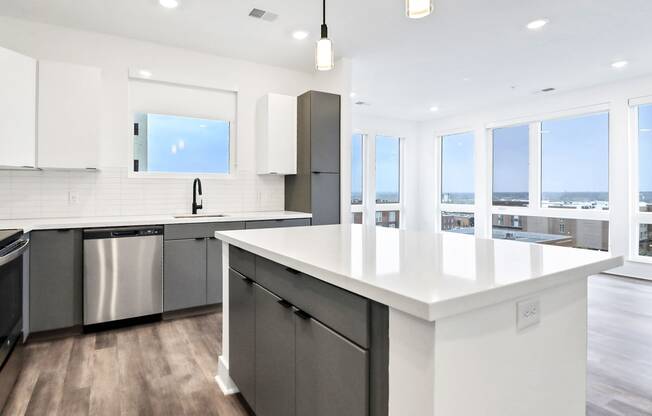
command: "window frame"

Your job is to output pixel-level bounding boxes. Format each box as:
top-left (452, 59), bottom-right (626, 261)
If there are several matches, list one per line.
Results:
top-left (350, 133), bottom-right (366, 223)
top-left (629, 96), bottom-right (652, 263)
top-left (487, 106), bottom-right (611, 251)
top-left (127, 74), bottom-right (238, 179)
top-left (436, 128), bottom-right (477, 233)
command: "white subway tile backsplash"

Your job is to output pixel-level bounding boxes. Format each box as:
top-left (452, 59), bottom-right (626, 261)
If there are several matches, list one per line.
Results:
top-left (0, 166), bottom-right (285, 220)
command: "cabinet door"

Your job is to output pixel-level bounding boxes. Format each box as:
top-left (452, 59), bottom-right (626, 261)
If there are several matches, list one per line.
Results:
top-left (245, 218), bottom-right (311, 229)
top-left (255, 285), bottom-right (295, 416)
top-left (206, 237), bottom-right (223, 304)
top-left (0, 47), bottom-right (36, 168)
top-left (37, 60), bottom-right (101, 169)
top-left (295, 315), bottom-right (369, 416)
top-left (311, 173), bottom-right (340, 225)
top-left (229, 269), bottom-right (256, 409)
top-left (163, 239), bottom-right (206, 311)
top-left (30, 230), bottom-right (83, 332)
top-left (310, 91), bottom-right (340, 174)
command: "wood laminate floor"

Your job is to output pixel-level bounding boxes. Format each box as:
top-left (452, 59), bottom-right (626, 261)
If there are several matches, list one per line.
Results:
top-left (2, 275), bottom-right (651, 416)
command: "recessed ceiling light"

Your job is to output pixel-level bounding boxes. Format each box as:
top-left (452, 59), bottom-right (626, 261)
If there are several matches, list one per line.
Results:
top-left (463, 77), bottom-right (471, 82)
top-left (429, 106), bottom-right (439, 112)
top-left (138, 69), bottom-right (152, 78)
top-left (292, 30), bottom-right (309, 40)
top-left (611, 60), bottom-right (628, 69)
top-left (159, 0), bottom-right (179, 9)
top-left (526, 19), bottom-right (549, 30)
top-left (350, 92), bottom-right (357, 98)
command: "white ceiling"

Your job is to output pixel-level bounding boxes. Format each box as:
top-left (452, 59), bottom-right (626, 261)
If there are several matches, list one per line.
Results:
top-left (2, 0), bottom-right (652, 120)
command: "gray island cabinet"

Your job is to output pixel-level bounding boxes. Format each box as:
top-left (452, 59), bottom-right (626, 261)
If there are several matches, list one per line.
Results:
top-left (227, 245), bottom-right (389, 416)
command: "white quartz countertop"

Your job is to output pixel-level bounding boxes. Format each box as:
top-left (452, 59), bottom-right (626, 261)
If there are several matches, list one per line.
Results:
top-left (0, 211), bottom-right (311, 233)
top-left (216, 224), bottom-right (623, 321)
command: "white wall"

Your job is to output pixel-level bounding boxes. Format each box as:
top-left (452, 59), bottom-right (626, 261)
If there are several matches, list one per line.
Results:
top-left (352, 114), bottom-right (420, 230)
top-left (416, 74), bottom-right (652, 279)
top-left (0, 16), bottom-right (350, 219)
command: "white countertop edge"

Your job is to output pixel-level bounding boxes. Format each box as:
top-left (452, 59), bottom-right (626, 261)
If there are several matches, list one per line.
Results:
top-left (216, 232), bottom-right (624, 322)
top-left (0, 211), bottom-right (312, 233)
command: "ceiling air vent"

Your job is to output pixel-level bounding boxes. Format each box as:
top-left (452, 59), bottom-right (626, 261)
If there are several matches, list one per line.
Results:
top-left (541, 87), bottom-right (556, 92)
top-left (249, 8), bottom-right (279, 22)
top-left (354, 101), bottom-right (370, 106)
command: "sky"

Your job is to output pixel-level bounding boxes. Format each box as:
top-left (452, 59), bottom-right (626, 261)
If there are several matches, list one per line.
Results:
top-left (147, 114), bottom-right (229, 173)
top-left (375, 136), bottom-right (400, 198)
top-left (441, 131), bottom-right (475, 194)
top-left (493, 124), bottom-right (529, 193)
top-left (352, 134), bottom-right (363, 197)
top-left (640, 104), bottom-right (652, 193)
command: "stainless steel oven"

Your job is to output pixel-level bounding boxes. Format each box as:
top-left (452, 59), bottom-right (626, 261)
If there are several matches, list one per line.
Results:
top-left (0, 230), bottom-right (28, 412)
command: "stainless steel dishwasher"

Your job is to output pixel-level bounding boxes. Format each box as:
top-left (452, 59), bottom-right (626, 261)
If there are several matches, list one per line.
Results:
top-left (83, 226), bottom-right (163, 325)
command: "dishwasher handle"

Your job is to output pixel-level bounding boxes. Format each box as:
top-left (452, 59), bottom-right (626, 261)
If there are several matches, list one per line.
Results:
top-left (111, 230), bottom-right (139, 237)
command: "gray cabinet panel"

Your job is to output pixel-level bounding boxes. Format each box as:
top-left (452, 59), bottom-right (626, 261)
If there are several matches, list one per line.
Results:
top-left (163, 239), bottom-right (206, 311)
top-left (255, 285), bottom-right (295, 416)
top-left (206, 237), bottom-right (223, 304)
top-left (284, 174), bottom-right (311, 214)
top-left (295, 315), bottom-right (368, 416)
top-left (229, 245), bottom-right (255, 280)
top-left (256, 255), bottom-right (370, 348)
top-left (311, 173), bottom-right (340, 225)
top-left (309, 91), bottom-right (340, 174)
top-left (30, 229), bottom-right (83, 332)
top-left (245, 218), bottom-right (311, 229)
top-left (164, 221), bottom-right (245, 240)
top-left (229, 269), bottom-right (256, 409)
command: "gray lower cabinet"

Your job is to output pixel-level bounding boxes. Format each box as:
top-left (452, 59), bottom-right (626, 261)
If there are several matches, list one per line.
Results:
top-left (295, 316), bottom-right (369, 416)
top-left (255, 285), bottom-right (295, 416)
top-left (229, 269), bottom-right (256, 409)
top-left (30, 229), bottom-right (83, 332)
top-left (311, 173), bottom-right (340, 225)
top-left (245, 218), bottom-right (311, 229)
top-left (164, 238), bottom-right (207, 311)
top-left (206, 237), bottom-right (223, 304)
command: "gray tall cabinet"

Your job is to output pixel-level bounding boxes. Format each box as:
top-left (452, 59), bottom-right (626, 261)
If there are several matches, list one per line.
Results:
top-left (285, 91), bottom-right (341, 225)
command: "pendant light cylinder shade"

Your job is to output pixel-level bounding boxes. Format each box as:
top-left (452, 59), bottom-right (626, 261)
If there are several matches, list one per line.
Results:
top-left (406, 0), bottom-right (433, 18)
top-left (316, 33), bottom-right (334, 71)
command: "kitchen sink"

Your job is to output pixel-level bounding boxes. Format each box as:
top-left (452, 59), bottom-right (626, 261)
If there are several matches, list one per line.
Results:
top-left (173, 214), bottom-right (228, 219)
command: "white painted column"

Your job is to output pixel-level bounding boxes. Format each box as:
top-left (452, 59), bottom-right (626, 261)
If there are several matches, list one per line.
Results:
top-left (215, 241), bottom-right (239, 394)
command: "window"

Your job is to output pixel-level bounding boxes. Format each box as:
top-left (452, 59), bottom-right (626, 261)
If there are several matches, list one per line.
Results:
top-left (492, 215), bottom-right (608, 251)
top-left (351, 134), bottom-right (364, 205)
top-left (129, 78), bottom-right (236, 176)
top-left (640, 224), bottom-right (652, 257)
top-left (376, 210), bottom-right (400, 228)
top-left (441, 132), bottom-right (475, 204)
top-left (133, 113), bottom-right (230, 173)
top-left (541, 113), bottom-right (609, 210)
top-left (639, 104), bottom-right (652, 212)
top-left (375, 136), bottom-right (400, 204)
top-left (493, 125), bottom-right (529, 207)
top-left (441, 212), bottom-right (475, 235)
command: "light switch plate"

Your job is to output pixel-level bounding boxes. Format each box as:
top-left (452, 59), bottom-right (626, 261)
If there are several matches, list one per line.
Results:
top-left (516, 298), bottom-right (540, 331)
top-left (68, 191), bottom-right (80, 205)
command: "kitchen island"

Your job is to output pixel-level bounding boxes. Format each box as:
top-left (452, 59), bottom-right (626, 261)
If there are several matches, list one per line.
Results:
top-left (214, 224), bottom-right (622, 416)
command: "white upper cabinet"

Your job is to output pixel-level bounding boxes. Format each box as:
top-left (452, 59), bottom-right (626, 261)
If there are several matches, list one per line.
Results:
top-left (0, 47), bottom-right (37, 168)
top-left (256, 93), bottom-right (297, 175)
top-left (37, 60), bottom-right (101, 169)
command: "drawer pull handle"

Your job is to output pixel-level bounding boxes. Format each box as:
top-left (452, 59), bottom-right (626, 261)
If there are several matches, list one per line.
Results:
top-left (294, 309), bottom-right (311, 320)
top-left (285, 267), bottom-right (301, 276)
top-left (277, 299), bottom-right (292, 309)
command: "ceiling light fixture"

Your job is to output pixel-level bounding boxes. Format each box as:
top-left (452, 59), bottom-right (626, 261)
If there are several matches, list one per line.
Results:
top-left (526, 18), bottom-right (549, 30)
top-left (159, 0), bottom-right (179, 9)
top-left (406, 0), bottom-right (433, 19)
top-left (350, 92), bottom-right (357, 98)
top-left (292, 30), bottom-right (309, 40)
top-left (138, 69), bottom-right (153, 78)
top-left (316, 0), bottom-right (334, 71)
top-left (611, 60), bottom-right (628, 69)
top-left (429, 106), bottom-right (439, 112)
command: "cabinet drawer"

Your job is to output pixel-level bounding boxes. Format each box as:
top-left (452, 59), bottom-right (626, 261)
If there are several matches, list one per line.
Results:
top-left (164, 221), bottom-right (245, 240)
top-left (245, 218), bottom-right (311, 229)
top-left (256, 256), bottom-right (370, 348)
top-left (229, 245), bottom-right (255, 279)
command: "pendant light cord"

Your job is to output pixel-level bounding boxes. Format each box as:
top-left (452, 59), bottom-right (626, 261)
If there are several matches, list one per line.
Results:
top-left (320, 0), bottom-right (328, 38)
top-left (323, 0), bottom-right (326, 24)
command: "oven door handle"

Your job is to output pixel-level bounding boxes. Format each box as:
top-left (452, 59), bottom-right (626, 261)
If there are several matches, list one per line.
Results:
top-left (0, 239), bottom-right (30, 267)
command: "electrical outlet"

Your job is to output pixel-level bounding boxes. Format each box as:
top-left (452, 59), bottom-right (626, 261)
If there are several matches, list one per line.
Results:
top-left (68, 191), bottom-right (80, 205)
top-left (516, 298), bottom-right (540, 331)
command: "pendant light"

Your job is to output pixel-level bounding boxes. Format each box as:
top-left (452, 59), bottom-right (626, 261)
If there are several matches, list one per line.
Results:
top-left (406, 0), bottom-right (433, 19)
top-left (315, 0), bottom-right (334, 71)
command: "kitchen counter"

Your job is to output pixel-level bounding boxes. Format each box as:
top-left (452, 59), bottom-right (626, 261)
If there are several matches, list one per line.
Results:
top-left (215, 223), bottom-right (621, 321)
top-left (0, 211), bottom-right (312, 233)
top-left (215, 224), bottom-right (623, 416)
